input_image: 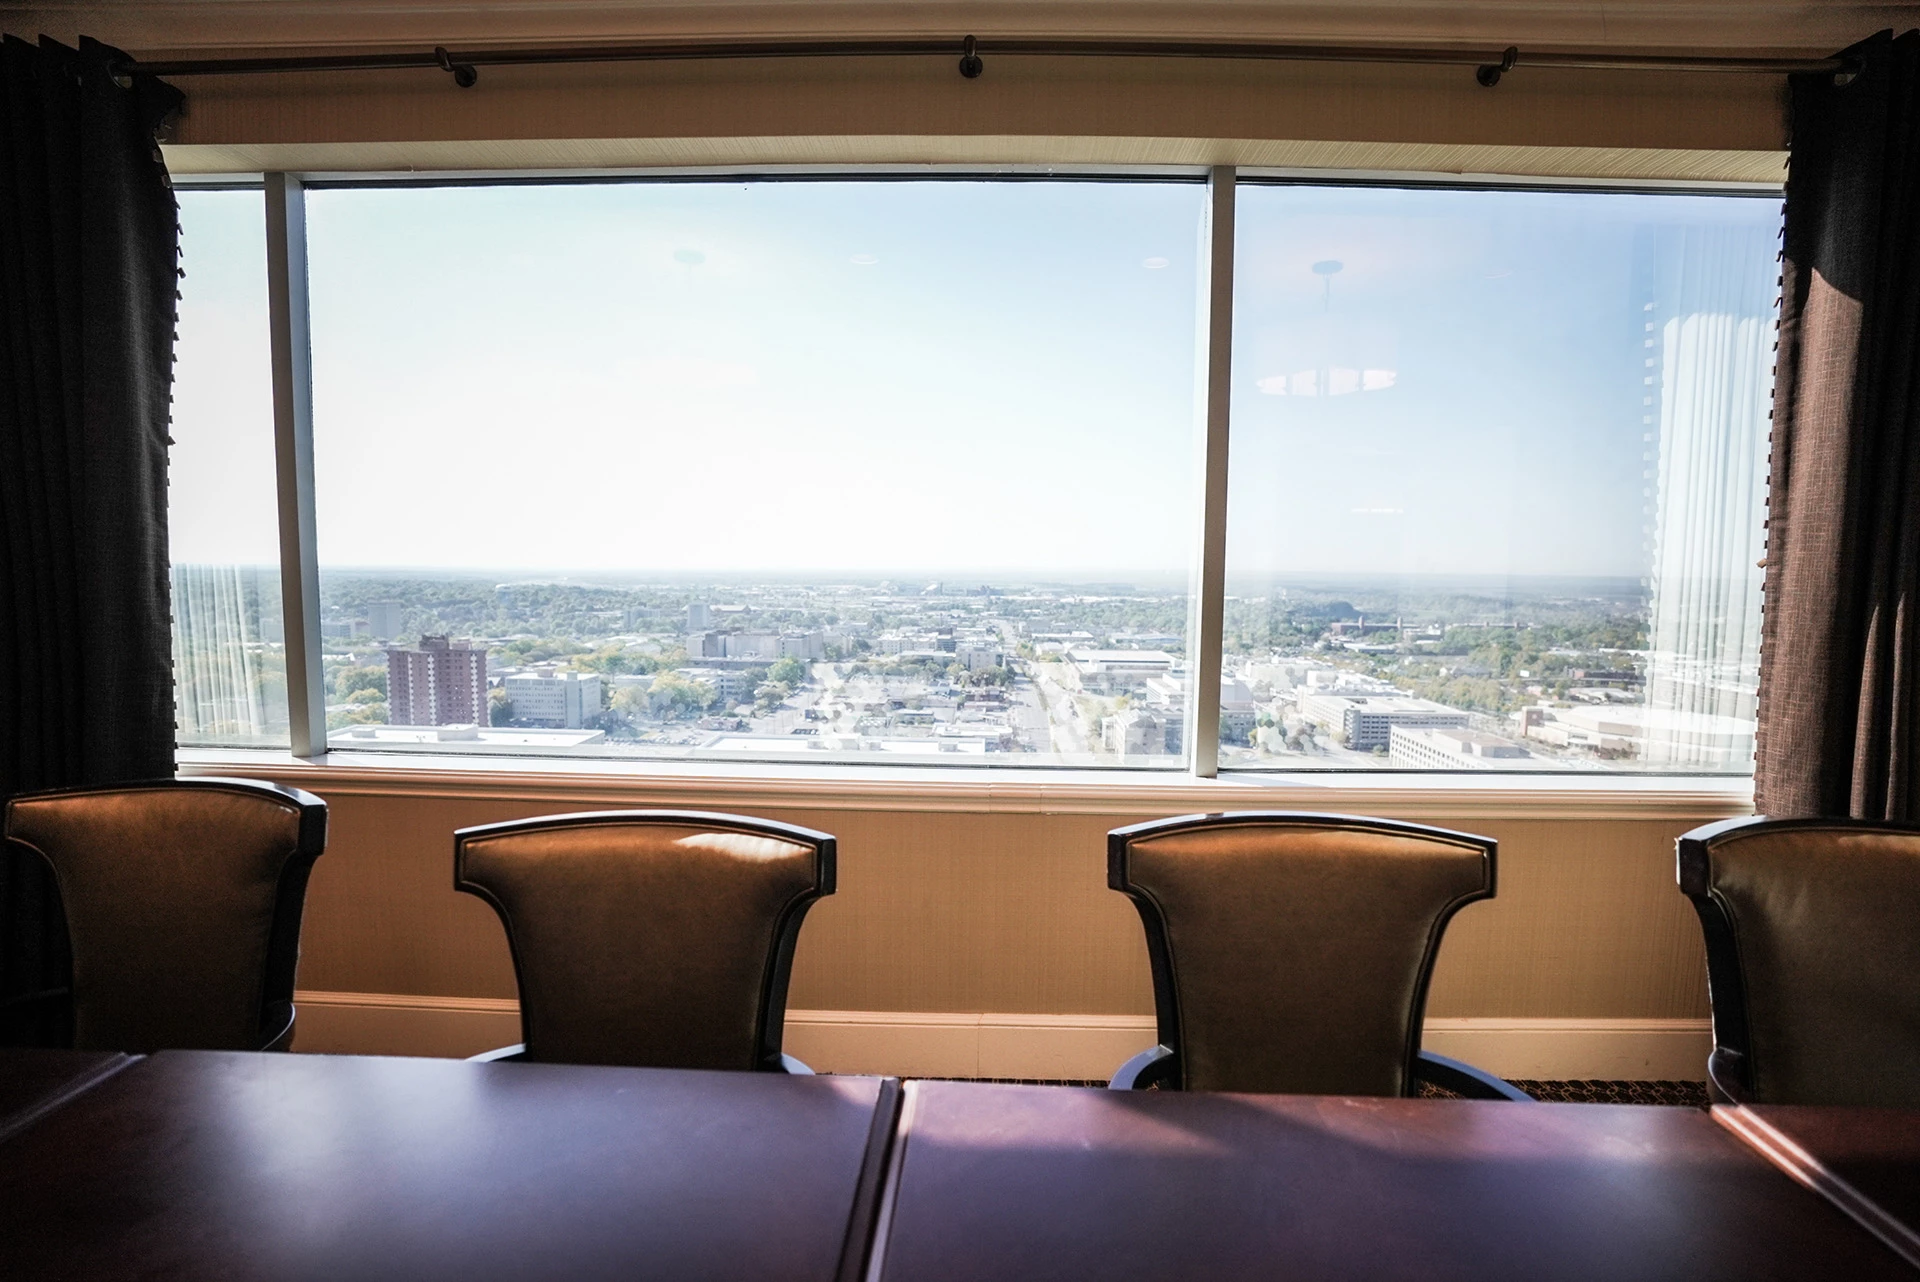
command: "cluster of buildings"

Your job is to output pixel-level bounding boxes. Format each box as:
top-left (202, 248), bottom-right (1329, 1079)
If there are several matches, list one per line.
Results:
top-left (279, 576), bottom-right (1763, 771)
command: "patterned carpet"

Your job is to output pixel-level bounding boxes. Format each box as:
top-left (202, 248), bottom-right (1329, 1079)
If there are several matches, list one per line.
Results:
top-left (923, 1077), bottom-right (1711, 1106)
top-left (1509, 1079), bottom-right (1710, 1106)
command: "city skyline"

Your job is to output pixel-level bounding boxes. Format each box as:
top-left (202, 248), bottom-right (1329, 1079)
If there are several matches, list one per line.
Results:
top-left (169, 560), bottom-right (1755, 774)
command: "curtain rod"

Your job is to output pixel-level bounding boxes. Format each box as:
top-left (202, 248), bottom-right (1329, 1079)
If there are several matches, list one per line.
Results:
top-left (123, 36), bottom-right (1852, 90)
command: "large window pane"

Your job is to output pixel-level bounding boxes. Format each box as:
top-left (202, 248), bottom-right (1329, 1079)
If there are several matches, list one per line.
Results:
top-left (170, 188), bottom-right (289, 749)
top-left (1222, 184), bottom-right (1779, 773)
top-left (305, 180), bottom-right (1204, 765)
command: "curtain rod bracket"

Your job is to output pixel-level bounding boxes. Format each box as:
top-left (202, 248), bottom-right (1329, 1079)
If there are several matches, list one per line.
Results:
top-left (435, 46), bottom-right (477, 88)
top-left (1476, 45), bottom-right (1518, 87)
top-left (959, 35), bottom-right (983, 79)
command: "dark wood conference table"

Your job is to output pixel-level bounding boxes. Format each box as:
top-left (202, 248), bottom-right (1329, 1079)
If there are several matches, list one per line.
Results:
top-left (866, 1080), bottom-right (1920, 1282)
top-left (2, 1051), bottom-right (1917, 1281)
top-left (0, 1047), bottom-right (132, 1145)
top-left (1713, 1101), bottom-right (1920, 1269)
top-left (0, 1050), bottom-right (897, 1282)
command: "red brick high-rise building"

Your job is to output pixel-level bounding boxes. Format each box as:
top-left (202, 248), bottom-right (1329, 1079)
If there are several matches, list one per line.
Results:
top-left (386, 635), bottom-right (487, 727)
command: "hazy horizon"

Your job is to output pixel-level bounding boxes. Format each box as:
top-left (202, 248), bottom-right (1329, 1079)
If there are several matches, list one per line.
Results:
top-left (175, 562), bottom-right (1652, 597)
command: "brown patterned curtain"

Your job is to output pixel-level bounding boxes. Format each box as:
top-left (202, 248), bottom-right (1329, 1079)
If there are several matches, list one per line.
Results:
top-left (0, 36), bottom-right (182, 1044)
top-left (1755, 31), bottom-right (1920, 820)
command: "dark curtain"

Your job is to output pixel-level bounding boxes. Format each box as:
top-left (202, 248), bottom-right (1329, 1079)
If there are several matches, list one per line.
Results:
top-left (0, 36), bottom-right (181, 1044)
top-left (1755, 31), bottom-right (1920, 820)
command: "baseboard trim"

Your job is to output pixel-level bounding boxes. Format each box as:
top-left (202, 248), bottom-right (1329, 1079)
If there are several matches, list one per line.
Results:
top-left (293, 989), bottom-right (524, 1059)
top-left (781, 1009), bottom-right (1161, 1081)
top-left (291, 991), bottom-right (1710, 1082)
top-left (1421, 1017), bottom-right (1712, 1082)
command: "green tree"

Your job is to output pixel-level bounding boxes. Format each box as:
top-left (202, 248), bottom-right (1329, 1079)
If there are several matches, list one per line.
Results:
top-left (650, 672), bottom-right (718, 719)
top-left (768, 656), bottom-right (805, 685)
top-left (332, 664), bottom-right (386, 700)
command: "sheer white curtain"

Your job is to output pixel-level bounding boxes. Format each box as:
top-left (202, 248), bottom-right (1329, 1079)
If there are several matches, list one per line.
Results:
top-left (1642, 222), bottom-right (1779, 769)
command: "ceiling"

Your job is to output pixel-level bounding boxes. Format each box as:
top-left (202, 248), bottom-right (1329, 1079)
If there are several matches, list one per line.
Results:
top-left (0, 1), bottom-right (1913, 57)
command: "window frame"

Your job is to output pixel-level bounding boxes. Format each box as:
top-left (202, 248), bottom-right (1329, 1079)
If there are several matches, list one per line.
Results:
top-left (170, 163), bottom-right (1782, 793)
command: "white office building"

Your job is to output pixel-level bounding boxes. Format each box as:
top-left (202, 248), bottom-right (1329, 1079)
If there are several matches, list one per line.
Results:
top-left (503, 670), bottom-right (601, 728)
top-left (958, 641), bottom-right (1004, 671)
top-left (1517, 703), bottom-right (1753, 768)
top-left (778, 632), bottom-right (825, 661)
top-left (1104, 708), bottom-right (1168, 759)
top-left (1068, 648), bottom-right (1175, 693)
top-left (721, 632), bottom-right (780, 659)
top-left (1298, 692), bottom-right (1470, 751)
top-left (678, 667), bottom-right (750, 704)
top-left (364, 599), bottom-right (407, 640)
top-left (1390, 725), bottom-right (1535, 770)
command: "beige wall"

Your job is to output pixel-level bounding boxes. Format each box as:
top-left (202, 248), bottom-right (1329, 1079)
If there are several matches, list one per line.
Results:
top-left (155, 55), bottom-right (1789, 181)
top-left (42, 1), bottom-right (1833, 178)
top-left (159, 55), bottom-right (1787, 151)
top-left (222, 769), bottom-right (1721, 1022)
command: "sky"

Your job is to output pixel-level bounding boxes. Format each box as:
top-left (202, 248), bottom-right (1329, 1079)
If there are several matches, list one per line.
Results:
top-left (1225, 184), bottom-right (1781, 584)
top-left (167, 178), bottom-right (1781, 584)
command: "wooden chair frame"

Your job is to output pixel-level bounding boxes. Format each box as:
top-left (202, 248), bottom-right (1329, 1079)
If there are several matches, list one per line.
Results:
top-left (1107, 810), bottom-right (1529, 1101)
top-left (1677, 812), bottom-right (1920, 1105)
top-left (454, 809), bottom-right (834, 1072)
top-left (2, 777), bottom-right (327, 1052)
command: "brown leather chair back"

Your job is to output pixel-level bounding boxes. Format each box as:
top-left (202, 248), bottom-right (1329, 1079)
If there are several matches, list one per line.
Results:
top-left (454, 810), bottom-right (834, 1070)
top-left (1110, 812), bottom-right (1495, 1096)
top-left (3, 778), bottom-right (328, 1053)
top-left (1679, 816), bottom-right (1920, 1106)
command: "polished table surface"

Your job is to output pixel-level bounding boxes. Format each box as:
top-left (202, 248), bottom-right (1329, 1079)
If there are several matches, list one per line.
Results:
top-left (867, 1081), bottom-right (1918, 1282)
top-left (0, 1047), bottom-right (131, 1144)
top-left (0, 1050), bottom-right (897, 1282)
top-left (1716, 1103), bottom-right (1920, 1268)
top-left (5, 1053), bottom-right (1918, 1282)
top-left (1747, 1105), bottom-right (1920, 1234)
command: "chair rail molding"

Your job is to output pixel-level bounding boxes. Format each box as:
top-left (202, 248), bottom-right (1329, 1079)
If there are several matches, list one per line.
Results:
top-left (182, 752), bottom-right (1754, 821)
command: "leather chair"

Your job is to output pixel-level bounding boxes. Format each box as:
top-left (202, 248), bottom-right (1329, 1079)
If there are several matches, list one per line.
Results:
top-left (2, 777), bottom-right (328, 1053)
top-left (454, 809), bottom-right (834, 1071)
top-left (1678, 815), bottom-right (1920, 1106)
top-left (1107, 811), bottom-right (1528, 1099)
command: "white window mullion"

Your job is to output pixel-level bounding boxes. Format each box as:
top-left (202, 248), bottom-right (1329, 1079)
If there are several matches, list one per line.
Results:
top-left (1186, 165), bottom-right (1236, 778)
top-left (264, 174), bottom-right (327, 759)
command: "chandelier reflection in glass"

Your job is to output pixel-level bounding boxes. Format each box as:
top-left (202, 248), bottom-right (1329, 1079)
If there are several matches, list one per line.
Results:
top-left (1254, 259), bottom-right (1398, 397)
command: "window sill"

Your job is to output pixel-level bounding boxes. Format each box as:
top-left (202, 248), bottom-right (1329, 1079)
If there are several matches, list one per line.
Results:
top-left (176, 747), bottom-right (1753, 820)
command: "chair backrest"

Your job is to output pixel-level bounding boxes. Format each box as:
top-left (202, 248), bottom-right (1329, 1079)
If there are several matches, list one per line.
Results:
top-left (1678, 815), bottom-right (1920, 1106)
top-left (454, 810), bottom-right (834, 1070)
top-left (1109, 811), bottom-right (1495, 1096)
top-left (3, 777), bottom-right (328, 1053)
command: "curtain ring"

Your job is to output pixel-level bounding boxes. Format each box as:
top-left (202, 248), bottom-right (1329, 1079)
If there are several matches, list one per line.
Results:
top-left (1476, 46), bottom-right (1519, 88)
top-left (435, 46), bottom-right (478, 89)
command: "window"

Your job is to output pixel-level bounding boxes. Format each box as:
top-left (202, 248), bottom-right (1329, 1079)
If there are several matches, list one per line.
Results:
top-left (171, 170), bottom-right (1783, 776)
top-left (1222, 183), bottom-right (1778, 774)
top-left (302, 179), bottom-right (1205, 765)
top-left (170, 187), bottom-right (289, 749)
